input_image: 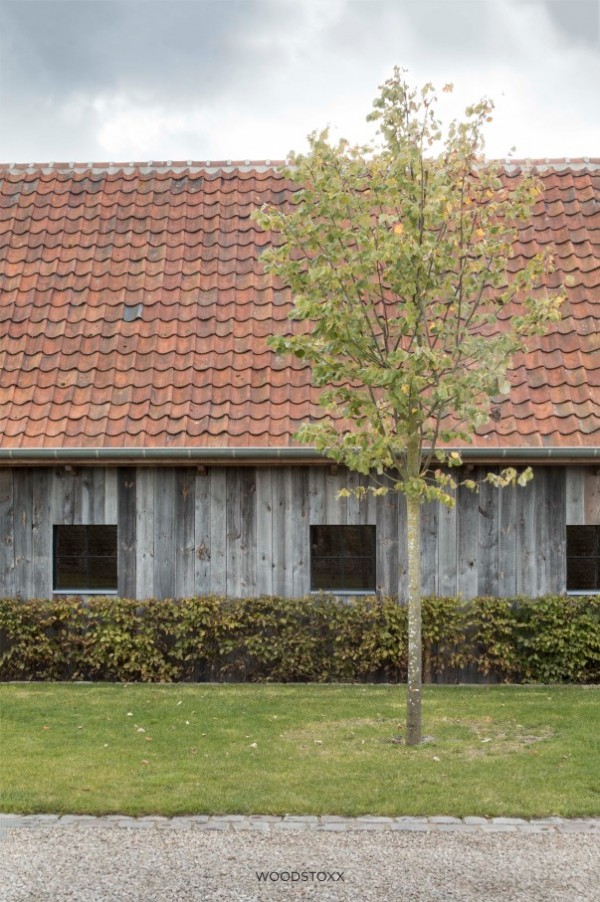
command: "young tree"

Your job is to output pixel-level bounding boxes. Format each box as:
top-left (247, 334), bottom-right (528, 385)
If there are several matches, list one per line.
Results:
top-left (254, 69), bottom-right (563, 745)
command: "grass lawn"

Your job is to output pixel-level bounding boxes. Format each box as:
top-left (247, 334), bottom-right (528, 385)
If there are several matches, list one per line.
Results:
top-left (0, 683), bottom-right (598, 817)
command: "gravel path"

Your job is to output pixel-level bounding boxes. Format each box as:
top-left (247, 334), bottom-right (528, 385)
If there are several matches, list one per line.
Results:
top-left (0, 817), bottom-right (599, 901)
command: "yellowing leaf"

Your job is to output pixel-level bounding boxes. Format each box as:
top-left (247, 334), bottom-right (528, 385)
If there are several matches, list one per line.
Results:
top-left (393, 223), bottom-right (404, 235)
top-left (476, 228), bottom-right (485, 239)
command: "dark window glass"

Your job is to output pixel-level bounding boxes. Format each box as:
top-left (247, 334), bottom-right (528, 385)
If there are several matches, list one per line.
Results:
top-left (566, 526), bottom-right (600, 591)
top-left (54, 526), bottom-right (118, 591)
top-left (310, 526), bottom-right (376, 591)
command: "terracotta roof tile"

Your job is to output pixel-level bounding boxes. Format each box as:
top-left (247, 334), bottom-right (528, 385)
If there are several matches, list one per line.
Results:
top-left (0, 161), bottom-right (599, 450)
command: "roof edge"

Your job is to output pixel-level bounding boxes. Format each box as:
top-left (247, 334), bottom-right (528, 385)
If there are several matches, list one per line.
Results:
top-left (0, 160), bottom-right (288, 176)
top-left (0, 447), bottom-right (599, 465)
top-left (1, 157), bottom-right (600, 177)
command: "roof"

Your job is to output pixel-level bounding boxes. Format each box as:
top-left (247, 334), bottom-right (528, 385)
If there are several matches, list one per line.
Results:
top-left (0, 159), bottom-right (599, 456)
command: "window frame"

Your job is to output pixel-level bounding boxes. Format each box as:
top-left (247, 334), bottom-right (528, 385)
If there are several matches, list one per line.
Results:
top-left (566, 525), bottom-right (600, 594)
top-left (52, 524), bottom-right (119, 595)
top-left (310, 524), bottom-right (377, 594)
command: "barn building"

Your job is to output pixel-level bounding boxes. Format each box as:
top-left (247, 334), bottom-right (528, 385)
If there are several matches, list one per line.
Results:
top-left (0, 160), bottom-right (599, 600)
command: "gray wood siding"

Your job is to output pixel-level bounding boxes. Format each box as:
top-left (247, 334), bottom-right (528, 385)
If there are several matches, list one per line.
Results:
top-left (566, 467), bottom-right (600, 525)
top-left (0, 463), bottom-right (581, 601)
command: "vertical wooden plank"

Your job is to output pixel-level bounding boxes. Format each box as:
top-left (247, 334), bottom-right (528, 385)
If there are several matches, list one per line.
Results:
top-left (534, 469), bottom-right (552, 595)
top-left (292, 468), bottom-right (310, 596)
top-left (308, 467), bottom-right (325, 526)
top-left (153, 469), bottom-right (175, 599)
top-left (548, 467), bottom-right (566, 594)
top-left (255, 468), bottom-right (273, 596)
top-left (271, 467), bottom-right (293, 596)
top-left (531, 467), bottom-right (564, 595)
top-left (346, 469), bottom-right (360, 526)
top-left (194, 470), bottom-right (211, 595)
top-left (497, 482), bottom-right (517, 597)
top-left (91, 469), bottom-right (106, 524)
top-left (516, 476), bottom-right (537, 596)
top-left (0, 470), bottom-right (15, 597)
top-left (104, 469), bottom-right (118, 524)
top-left (62, 468), bottom-right (75, 525)
top-left (478, 476), bottom-right (500, 596)
top-left (210, 468), bottom-right (227, 595)
top-left (78, 468), bottom-right (94, 524)
top-left (323, 467), bottom-right (347, 524)
top-left (377, 492), bottom-right (399, 598)
top-left (583, 469), bottom-right (600, 524)
top-left (420, 498), bottom-right (438, 597)
top-left (175, 469), bottom-right (196, 598)
top-left (117, 468), bottom-right (136, 598)
top-left (457, 477), bottom-right (479, 599)
top-left (50, 467), bottom-right (63, 528)
top-left (239, 468), bottom-right (257, 596)
top-left (32, 469), bottom-right (53, 598)
top-left (13, 469), bottom-right (33, 599)
top-left (136, 468), bottom-right (155, 599)
top-left (438, 486), bottom-right (458, 596)
top-left (226, 468), bottom-right (242, 598)
top-left (359, 472), bottom-right (378, 526)
top-left (566, 467), bottom-right (585, 525)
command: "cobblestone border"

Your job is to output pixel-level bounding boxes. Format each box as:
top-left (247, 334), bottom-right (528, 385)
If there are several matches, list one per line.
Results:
top-left (1, 814), bottom-right (599, 837)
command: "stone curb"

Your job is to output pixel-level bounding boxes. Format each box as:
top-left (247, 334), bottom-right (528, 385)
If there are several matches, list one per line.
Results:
top-left (0, 814), bottom-right (599, 835)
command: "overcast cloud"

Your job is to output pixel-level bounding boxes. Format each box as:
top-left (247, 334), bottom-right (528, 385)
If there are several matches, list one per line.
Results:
top-left (0, 0), bottom-right (598, 163)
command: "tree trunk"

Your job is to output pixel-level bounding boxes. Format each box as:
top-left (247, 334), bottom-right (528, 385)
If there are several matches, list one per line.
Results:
top-left (405, 490), bottom-right (422, 746)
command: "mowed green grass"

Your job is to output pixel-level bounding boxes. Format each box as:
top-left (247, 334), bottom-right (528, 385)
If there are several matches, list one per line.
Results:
top-left (0, 684), bottom-right (598, 817)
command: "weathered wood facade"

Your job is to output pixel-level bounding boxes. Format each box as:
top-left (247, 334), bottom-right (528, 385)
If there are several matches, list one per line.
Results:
top-left (1, 464), bottom-right (599, 601)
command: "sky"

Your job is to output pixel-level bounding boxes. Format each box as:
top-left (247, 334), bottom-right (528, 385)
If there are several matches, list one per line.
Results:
top-left (0, 0), bottom-right (599, 164)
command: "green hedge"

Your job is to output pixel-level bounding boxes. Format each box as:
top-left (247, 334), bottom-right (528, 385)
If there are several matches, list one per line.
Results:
top-left (0, 594), bottom-right (598, 683)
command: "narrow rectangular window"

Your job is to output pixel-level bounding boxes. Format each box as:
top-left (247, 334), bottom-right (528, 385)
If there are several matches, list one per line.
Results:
top-left (566, 525), bottom-right (600, 591)
top-left (53, 525), bottom-right (118, 592)
top-left (310, 525), bottom-right (376, 592)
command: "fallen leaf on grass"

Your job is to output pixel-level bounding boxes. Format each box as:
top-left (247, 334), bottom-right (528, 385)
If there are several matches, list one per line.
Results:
top-left (249, 742), bottom-right (258, 748)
